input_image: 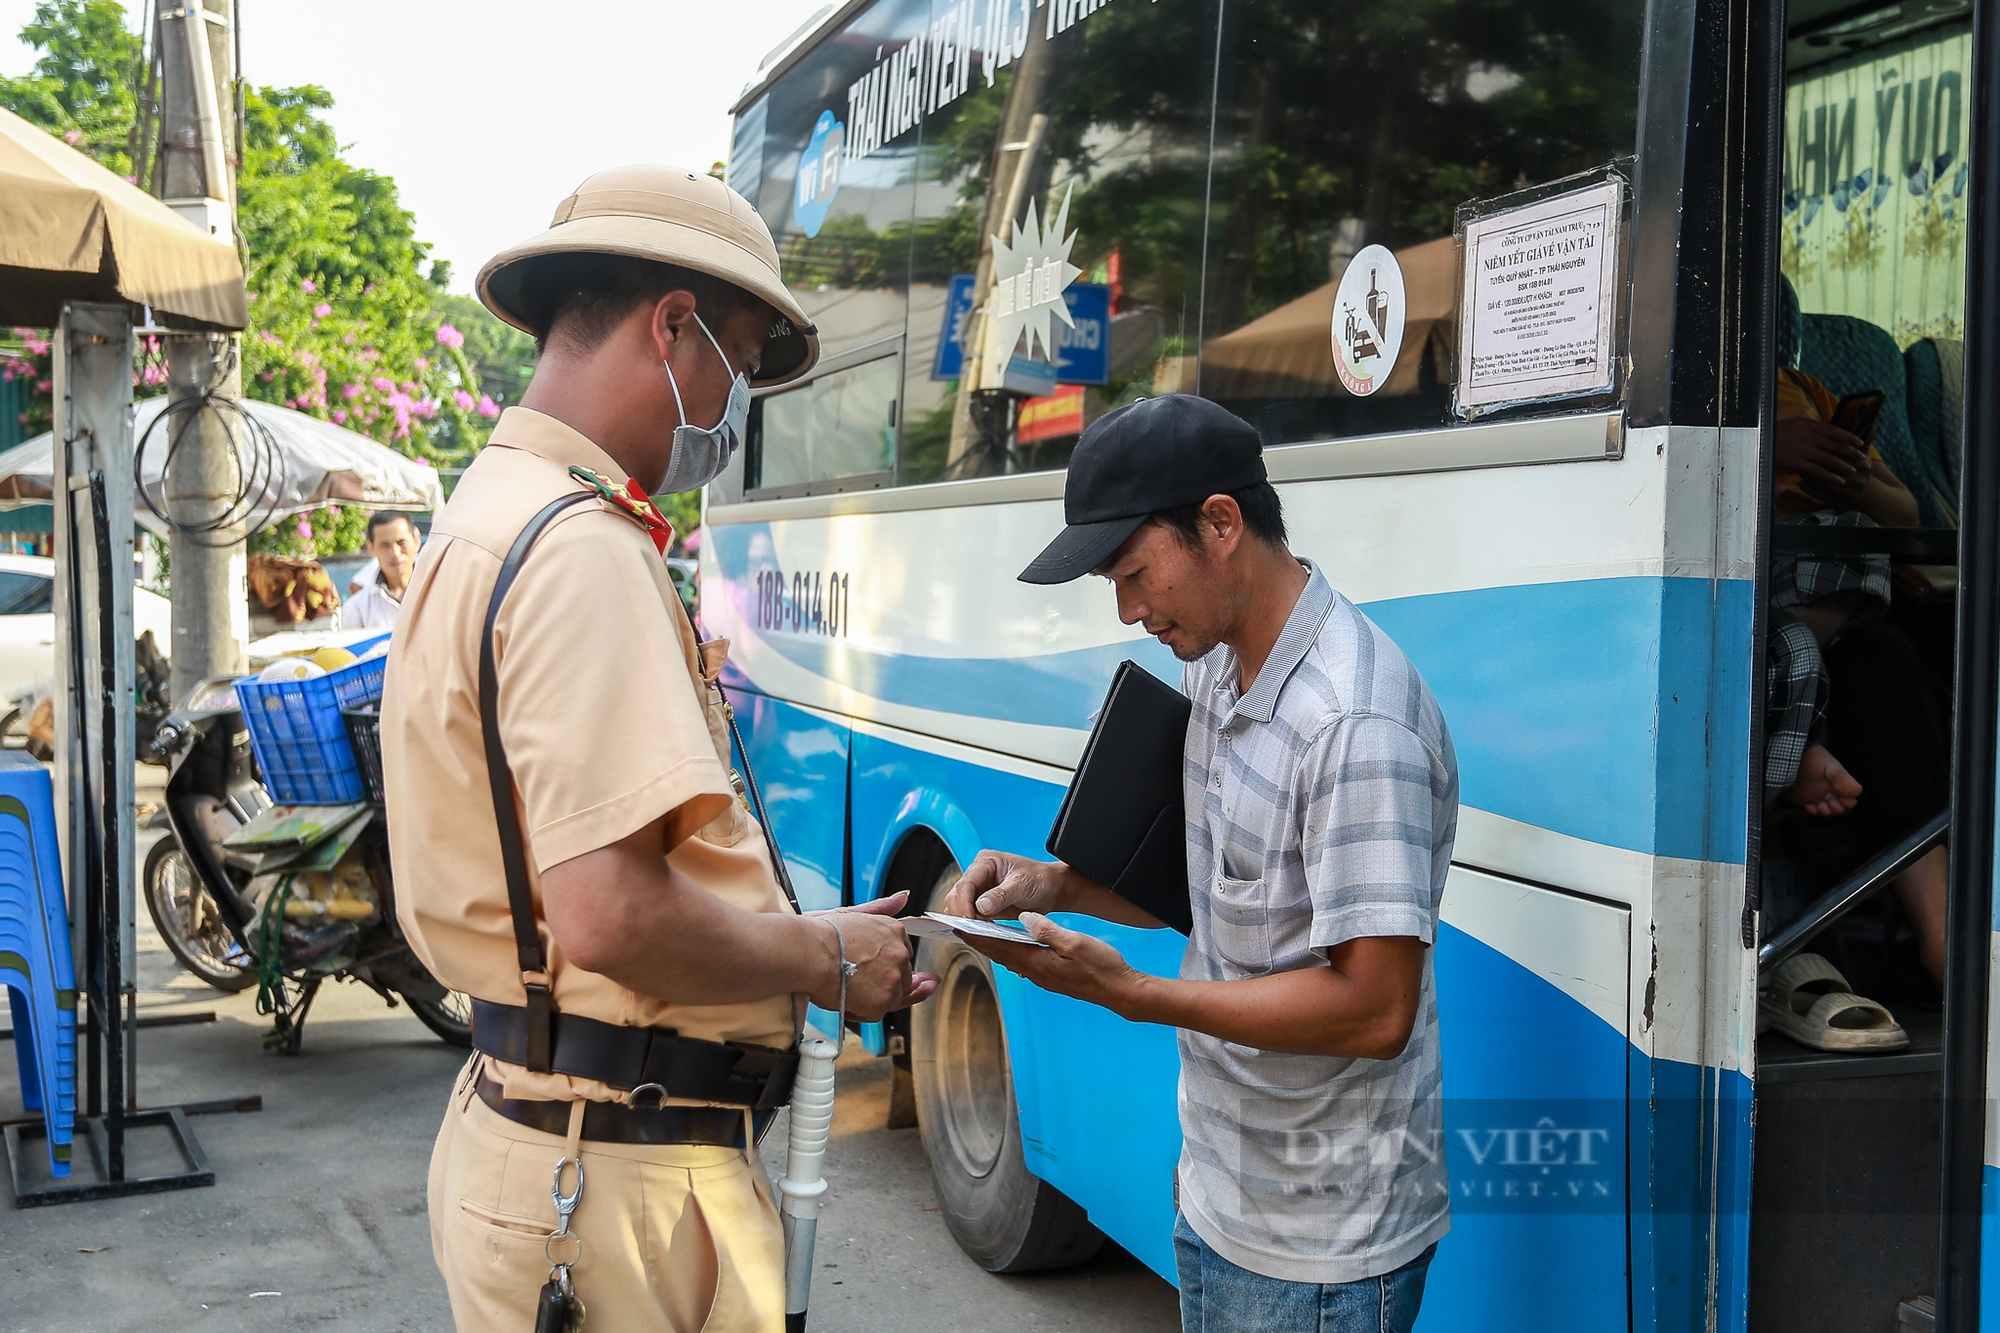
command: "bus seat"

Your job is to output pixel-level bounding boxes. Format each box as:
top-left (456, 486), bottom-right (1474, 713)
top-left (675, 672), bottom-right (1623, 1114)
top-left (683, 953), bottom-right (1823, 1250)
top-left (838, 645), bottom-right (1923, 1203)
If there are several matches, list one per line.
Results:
top-left (1904, 336), bottom-right (1964, 521)
top-left (1777, 271), bottom-right (1802, 368)
top-left (1798, 313), bottom-right (1947, 527)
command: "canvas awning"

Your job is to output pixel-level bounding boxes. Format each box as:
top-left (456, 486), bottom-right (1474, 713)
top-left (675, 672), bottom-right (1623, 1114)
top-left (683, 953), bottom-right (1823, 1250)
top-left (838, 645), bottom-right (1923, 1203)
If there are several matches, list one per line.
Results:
top-left (0, 396), bottom-right (445, 536)
top-left (0, 106), bottom-right (247, 329)
top-left (1201, 236), bottom-right (1458, 399)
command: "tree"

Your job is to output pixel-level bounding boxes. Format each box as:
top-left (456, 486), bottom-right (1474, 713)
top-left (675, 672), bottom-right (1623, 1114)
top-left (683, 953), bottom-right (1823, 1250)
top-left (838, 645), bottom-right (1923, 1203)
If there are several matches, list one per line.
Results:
top-left (0, 3), bottom-right (513, 557)
top-left (433, 293), bottom-right (537, 416)
top-left (234, 83), bottom-right (496, 474)
top-left (0, 0), bottom-right (143, 176)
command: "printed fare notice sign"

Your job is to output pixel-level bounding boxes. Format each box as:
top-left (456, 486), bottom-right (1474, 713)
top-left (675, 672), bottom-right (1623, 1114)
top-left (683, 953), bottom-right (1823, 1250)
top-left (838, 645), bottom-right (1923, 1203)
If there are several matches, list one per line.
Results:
top-left (1457, 180), bottom-right (1622, 413)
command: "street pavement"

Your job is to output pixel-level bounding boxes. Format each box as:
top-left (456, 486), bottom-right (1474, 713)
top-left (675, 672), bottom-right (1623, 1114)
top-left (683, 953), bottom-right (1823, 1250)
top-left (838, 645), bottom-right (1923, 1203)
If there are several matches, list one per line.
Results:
top-left (0, 807), bottom-right (1179, 1332)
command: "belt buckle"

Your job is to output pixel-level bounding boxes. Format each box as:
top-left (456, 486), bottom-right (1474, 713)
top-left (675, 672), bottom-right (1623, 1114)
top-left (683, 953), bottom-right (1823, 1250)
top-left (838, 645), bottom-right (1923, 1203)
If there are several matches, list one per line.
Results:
top-left (626, 1082), bottom-right (670, 1111)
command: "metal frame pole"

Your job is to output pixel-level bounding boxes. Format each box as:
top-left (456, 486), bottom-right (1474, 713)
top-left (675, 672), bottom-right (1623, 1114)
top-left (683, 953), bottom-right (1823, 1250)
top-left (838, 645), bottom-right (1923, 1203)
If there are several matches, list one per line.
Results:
top-left (52, 306), bottom-right (135, 1145)
top-left (1937, 0), bottom-right (2000, 1317)
top-left (89, 472), bottom-right (124, 1179)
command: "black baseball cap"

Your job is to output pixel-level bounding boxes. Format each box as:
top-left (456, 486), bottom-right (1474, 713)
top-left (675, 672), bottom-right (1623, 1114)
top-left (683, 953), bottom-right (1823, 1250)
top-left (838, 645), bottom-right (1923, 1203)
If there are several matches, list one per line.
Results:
top-left (1019, 394), bottom-right (1267, 584)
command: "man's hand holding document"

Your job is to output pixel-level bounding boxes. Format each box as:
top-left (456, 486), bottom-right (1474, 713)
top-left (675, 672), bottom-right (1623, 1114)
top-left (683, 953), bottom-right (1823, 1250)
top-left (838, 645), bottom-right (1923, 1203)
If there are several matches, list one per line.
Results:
top-left (903, 912), bottom-right (1049, 948)
top-left (936, 850), bottom-right (1168, 1009)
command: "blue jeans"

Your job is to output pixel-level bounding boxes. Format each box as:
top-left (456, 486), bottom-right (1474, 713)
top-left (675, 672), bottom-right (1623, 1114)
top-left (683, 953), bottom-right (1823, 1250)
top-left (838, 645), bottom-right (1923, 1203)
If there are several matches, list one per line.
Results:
top-left (1174, 1212), bottom-right (1436, 1333)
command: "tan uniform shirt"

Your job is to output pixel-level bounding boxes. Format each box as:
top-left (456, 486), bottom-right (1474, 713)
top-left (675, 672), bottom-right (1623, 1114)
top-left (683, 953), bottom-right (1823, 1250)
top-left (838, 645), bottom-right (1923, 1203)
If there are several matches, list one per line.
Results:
top-left (382, 407), bottom-right (795, 1104)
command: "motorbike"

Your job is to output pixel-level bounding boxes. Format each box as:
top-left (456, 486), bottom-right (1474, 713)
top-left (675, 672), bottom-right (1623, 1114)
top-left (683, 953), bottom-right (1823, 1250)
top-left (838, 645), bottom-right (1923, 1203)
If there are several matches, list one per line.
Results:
top-left (143, 674), bottom-right (470, 1052)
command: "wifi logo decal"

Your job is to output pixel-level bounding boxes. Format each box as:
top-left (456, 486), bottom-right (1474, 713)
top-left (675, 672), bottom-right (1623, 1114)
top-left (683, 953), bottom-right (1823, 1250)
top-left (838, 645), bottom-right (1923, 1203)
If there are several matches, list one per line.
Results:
top-left (793, 110), bottom-right (845, 239)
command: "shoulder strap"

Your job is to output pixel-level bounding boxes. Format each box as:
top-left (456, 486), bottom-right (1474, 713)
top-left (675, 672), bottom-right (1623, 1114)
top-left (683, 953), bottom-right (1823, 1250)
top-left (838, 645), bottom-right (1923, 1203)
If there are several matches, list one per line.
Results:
top-left (479, 490), bottom-right (594, 1073)
top-left (667, 590), bottom-right (801, 915)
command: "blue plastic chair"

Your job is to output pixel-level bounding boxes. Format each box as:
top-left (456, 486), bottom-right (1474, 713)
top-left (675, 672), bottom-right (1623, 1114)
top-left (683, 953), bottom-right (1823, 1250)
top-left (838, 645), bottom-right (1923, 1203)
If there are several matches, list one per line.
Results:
top-left (0, 753), bottom-right (76, 1177)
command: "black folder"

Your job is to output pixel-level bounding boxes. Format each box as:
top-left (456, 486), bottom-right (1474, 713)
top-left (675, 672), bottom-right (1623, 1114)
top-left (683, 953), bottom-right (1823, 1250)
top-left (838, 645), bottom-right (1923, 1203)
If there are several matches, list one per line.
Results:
top-left (1045, 660), bottom-right (1193, 935)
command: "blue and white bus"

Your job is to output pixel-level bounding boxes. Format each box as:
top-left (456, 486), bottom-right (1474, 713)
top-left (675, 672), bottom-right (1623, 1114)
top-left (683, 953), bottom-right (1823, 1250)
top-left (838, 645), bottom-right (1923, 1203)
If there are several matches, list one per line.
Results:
top-left (706, 0), bottom-right (1999, 1327)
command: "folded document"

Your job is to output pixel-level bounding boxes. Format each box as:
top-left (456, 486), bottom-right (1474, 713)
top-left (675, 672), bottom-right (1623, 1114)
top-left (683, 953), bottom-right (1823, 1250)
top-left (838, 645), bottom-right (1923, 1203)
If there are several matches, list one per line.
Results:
top-left (903, 912), bottom-right (1050, 948)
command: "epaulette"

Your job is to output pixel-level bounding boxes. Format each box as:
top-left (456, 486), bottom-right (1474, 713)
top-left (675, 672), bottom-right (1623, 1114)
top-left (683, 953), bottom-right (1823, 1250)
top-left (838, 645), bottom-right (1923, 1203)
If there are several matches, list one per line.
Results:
top-left (568, 465), bottom-right (674, 554)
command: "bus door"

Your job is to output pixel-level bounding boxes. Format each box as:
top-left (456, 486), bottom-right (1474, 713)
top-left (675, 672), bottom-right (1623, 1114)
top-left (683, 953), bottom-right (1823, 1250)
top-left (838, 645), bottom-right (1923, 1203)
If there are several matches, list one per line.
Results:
top-left (1742, 0), bottom-right (1997, 1327)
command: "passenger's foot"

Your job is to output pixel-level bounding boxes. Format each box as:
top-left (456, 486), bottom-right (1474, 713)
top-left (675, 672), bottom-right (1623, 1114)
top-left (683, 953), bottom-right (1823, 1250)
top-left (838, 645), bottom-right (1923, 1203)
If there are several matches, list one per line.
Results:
top-left (1783, 744), bottom-right (1862, 816)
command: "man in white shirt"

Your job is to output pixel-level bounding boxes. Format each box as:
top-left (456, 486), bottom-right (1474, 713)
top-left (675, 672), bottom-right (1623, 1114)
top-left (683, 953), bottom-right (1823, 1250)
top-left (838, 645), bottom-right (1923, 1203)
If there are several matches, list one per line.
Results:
top-left (338, 511), bottom-right (421, 630)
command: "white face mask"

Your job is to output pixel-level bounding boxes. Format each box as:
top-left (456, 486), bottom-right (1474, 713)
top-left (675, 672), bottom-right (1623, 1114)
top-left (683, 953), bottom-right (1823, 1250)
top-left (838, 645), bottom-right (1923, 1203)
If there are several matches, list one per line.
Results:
top-left (660, 313), bottom-right (751, 494)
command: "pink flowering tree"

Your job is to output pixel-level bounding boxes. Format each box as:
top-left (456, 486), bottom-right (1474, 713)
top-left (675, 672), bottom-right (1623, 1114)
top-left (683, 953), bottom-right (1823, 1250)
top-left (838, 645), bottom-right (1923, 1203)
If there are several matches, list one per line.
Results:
top-left (226, 86), bottom-right (520, 556)
top-left (0, 19), bottom-right (541, 563)
top-left (239, 277), bottom-right (491, 464)
top-left (228, 85), bottom-right (512, 472)
top-left (4, 327), bottom-right (167, 439)
top-left (1, 329), bottom-right (55, 439)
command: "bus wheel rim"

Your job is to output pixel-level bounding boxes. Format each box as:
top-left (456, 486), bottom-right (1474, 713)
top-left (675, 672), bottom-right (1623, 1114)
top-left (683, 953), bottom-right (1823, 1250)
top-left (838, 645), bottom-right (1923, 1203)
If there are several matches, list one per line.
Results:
top-left (937, 946), bottom-right (1010, 1180)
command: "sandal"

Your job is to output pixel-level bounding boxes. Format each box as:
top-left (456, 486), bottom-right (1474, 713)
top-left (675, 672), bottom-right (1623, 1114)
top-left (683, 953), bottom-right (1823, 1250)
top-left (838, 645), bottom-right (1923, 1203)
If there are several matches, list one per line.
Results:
top-left (1758, 952), bottom-right (1909, 1053)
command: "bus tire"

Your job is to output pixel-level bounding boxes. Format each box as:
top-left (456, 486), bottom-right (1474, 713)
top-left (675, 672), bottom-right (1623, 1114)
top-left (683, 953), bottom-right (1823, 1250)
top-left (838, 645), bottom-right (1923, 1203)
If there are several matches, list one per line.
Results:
top-left (912, 863), bottom-right (1105, 1273)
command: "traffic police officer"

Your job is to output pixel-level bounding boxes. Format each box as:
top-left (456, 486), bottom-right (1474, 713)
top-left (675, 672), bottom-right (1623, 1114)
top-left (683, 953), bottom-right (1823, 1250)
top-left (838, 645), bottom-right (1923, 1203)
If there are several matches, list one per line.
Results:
top-left (382, 165), bottom-right (938, 1333)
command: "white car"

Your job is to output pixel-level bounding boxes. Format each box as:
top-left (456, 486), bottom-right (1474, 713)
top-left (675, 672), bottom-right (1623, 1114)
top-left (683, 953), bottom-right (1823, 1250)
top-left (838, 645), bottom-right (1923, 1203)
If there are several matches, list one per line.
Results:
top-left (0, 553), bottom-right (174, 699)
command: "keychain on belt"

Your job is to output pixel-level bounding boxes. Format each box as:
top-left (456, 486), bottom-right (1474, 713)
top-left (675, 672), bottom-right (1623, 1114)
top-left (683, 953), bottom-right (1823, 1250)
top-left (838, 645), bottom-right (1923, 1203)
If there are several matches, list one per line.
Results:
top-left (535, 1154), bottom-right (586, 1332)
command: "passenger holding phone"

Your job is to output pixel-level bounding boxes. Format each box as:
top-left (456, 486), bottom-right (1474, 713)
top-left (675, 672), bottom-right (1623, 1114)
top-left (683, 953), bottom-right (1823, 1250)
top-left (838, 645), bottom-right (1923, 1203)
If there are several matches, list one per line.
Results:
top-left (1764, 362), bottom-right (1949, 988)
top-left (1767, 367), bottom-right (1916, 810)
top-left (1773, 372), bottom-right (1915, 532)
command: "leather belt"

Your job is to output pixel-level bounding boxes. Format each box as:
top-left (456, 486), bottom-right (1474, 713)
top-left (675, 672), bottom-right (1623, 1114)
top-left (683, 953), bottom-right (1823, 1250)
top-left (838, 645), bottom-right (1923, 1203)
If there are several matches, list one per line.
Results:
top-left (470, 998), bottom-right (800, 1111)
top-left (475, 1070), bottom-right (776, 1147)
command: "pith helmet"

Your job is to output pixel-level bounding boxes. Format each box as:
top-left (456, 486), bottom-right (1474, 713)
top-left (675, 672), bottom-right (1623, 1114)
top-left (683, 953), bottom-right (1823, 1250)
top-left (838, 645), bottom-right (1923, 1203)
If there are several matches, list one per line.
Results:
top-left (476, 164), bottom-right (819, 388)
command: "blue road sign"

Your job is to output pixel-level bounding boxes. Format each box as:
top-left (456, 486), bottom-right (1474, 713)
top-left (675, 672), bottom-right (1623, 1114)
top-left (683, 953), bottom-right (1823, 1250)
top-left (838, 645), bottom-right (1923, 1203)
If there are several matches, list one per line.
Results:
top-left (1054, 283), bottom-right (1110, 385)
top-left (932, 273), bottom-right (978, 380)
top-left (933, 278), bottom-right (1112, 384)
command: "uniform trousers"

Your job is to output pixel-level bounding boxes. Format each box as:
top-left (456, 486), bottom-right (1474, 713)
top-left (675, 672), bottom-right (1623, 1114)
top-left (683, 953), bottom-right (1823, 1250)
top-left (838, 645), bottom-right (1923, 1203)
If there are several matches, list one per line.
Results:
top-left (428, 1058), bottom-right (786, 1333)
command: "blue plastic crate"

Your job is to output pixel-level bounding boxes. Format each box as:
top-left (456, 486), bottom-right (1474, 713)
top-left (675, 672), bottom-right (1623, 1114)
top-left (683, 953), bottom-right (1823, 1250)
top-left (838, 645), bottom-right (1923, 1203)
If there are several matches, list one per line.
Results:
top-left (235, 653), bottom-right (387, 804)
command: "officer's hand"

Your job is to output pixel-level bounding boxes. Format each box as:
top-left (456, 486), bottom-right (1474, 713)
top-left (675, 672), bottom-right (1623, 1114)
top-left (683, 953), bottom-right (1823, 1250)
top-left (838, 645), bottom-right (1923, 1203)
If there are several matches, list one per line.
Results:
top-left (943, 851), bottom-right (1073, 920)
top-left (807, 892), bottom-right (939, 1021)
top-left (965, 912), bottom-right (1141, 1010)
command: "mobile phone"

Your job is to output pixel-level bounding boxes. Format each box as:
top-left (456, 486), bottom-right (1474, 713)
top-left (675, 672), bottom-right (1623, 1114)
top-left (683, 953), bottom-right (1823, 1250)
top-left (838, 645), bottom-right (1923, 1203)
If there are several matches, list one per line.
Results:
top-left (1832, 390), bottom-right (1885, 443)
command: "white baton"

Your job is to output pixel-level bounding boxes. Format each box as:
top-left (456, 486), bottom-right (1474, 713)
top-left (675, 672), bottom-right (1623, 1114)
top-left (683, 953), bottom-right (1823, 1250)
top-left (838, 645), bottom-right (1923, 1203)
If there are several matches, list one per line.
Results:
top-left (778, 1033), bottom-right (839, 1333)
top-left (781, 915), bottom-right (855, 1333)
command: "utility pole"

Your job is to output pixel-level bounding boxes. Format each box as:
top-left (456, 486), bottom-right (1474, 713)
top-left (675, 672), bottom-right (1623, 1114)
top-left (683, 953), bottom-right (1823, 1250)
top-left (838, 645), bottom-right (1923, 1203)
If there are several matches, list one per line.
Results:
top-left (156, 0), bottom-right (246, 703)
top-left (945, 17), bottom-right (1056, 477)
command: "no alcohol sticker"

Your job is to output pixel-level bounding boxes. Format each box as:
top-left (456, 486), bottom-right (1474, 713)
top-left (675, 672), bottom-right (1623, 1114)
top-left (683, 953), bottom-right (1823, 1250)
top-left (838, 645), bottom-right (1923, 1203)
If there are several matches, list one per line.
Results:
top-left (1331, 245), bottom-right (1406, 397)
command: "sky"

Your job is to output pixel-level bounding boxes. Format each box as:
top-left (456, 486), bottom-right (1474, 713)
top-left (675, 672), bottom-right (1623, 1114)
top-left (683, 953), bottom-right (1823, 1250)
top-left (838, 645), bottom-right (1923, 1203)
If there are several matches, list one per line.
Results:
top-left (0, 0), bottom-right (837, 291)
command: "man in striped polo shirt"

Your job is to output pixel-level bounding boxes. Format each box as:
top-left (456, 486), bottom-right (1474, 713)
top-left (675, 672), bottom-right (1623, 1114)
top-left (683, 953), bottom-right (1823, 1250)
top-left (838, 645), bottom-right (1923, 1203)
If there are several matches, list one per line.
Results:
top-left (945, 394), bottom-right (1457, 1333)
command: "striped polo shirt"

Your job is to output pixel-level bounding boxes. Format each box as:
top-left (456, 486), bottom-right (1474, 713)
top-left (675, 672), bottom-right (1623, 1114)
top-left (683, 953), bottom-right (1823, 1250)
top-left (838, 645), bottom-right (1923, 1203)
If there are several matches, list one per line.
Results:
top-left (1176, 561), bottom-right (1457, 1284)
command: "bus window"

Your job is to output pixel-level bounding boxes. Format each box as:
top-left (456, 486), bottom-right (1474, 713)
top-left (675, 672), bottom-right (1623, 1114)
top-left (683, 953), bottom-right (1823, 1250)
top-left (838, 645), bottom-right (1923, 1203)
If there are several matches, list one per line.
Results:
top-left (747, 353), bottom-right (900, 493)
top-left (744, 0), bottom-right (927, 369)
top-left (1200, 0), bottom-right (1644, 445)
top-left (896, 1), bottom-right (1218, 483)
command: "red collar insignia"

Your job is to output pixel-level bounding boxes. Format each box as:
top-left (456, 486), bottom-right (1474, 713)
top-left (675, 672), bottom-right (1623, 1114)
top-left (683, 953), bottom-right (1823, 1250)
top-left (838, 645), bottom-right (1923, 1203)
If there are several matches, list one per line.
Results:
top-left (568, 466), bottom-right (675, 554)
